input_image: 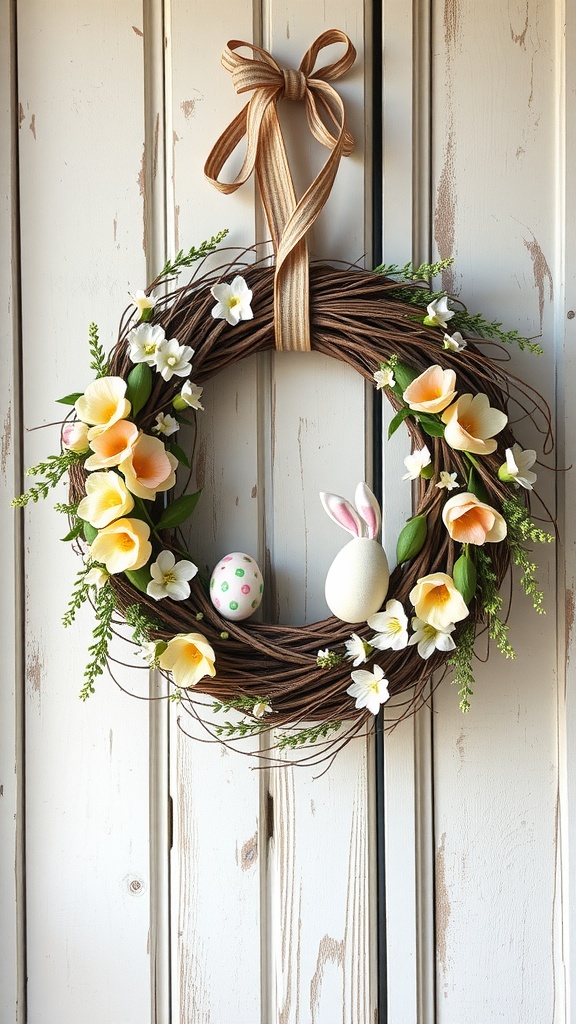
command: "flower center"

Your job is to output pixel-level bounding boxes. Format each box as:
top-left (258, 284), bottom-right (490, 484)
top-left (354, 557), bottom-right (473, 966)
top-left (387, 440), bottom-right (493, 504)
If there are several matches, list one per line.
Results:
top-left (434, 584), bottom-right (450, 604)
top-left (119, 533), bottom-right (134, 551)
top-left (167, 355), bottom-right (178, 366)
top-left (144, 342), bottom-right (156, 354)
top-left (163, 570), bottom-right (177, 584)
top-left (228, 296), bottom-right (241, 310)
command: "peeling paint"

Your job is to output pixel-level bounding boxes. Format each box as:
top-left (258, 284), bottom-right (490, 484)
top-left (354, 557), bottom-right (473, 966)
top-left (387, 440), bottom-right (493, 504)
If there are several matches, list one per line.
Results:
top-left (181, 93), bottom-right (203, 120)
top-left (27, 642), bottom-right (44, 697)
top-left (310, 934), bottom-right (345, 1021)
top-left (436, 831), bottom-right (451, 978)
top-left (566, 588), bottom-right (574, 667)
top-left (434, 131), bottom-right (457, 293)
top-left (444, 0), bottom-right (461, 51)
top-left (132, 25), bottom-right (143, 37)
top-left (113, 217), bottom-right (118, 245)
top-left (137, 145), bottom-right (147, 256)
top-left (29, 113), bottom-right (36, 139)
top-left (251, 484), bottom-right (257, 498)
top-left (524, 235), bottom-right (553, 330)
top-left (18, 102), bottom-right (25, 127)
top-left (1, 404), bottom-right (11, 476)
top-left (510, 7), bottom-right (529, 48)
top-left (240, 831), bottom-right (258, 871)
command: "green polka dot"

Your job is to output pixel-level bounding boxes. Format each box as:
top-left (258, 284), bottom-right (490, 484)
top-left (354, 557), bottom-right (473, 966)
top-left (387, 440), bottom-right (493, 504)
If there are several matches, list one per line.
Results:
top-left (251, 600), bottom-right (258, 609)
top-left (229, 600), bottom-right (239, 610)
top-left (259, 584), bottom-right (263, 593)
top-left (243, 556), bottom-right (251, 562)
top-left (221, 581), bottom-right (229, 592)
top-left (235, 568), bottom-right (245, 578)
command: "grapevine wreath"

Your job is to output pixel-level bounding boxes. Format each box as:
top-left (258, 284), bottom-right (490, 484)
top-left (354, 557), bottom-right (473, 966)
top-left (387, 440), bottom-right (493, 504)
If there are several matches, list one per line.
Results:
top-left (14, 32), bottom-right (554, 759)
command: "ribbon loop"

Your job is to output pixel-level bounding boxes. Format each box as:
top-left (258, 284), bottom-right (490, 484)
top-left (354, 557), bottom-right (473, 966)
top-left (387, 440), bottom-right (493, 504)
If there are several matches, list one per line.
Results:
top-left (204, 30), bottom-right (356, 352)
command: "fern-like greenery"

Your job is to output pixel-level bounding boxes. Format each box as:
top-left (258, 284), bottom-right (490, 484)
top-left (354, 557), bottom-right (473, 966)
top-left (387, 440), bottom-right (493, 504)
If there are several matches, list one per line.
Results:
top-left (277, 720), bottom-right (343, 749)
top-left (62, 566), bottom-right (92, 628)
top-left (451, 310), bottom-right (543, 355)
top-left (79, 585), bottom-right (116, 700)
top-left (157, 230), bottom-right (229, 282)
top-left (124, 603), bottom-right (161, 646)
top-left (88, 322), bottom-right (109, 377)
top-left (501, 495), bottom-right (554, 613)
top-left (12, 450), bottom-right (83, 507)
top-left (447, 623), bottom-right (476, 712)
top-left (212, 695), bottom-right (270, 715)
top-left (476, 549), bottom-right (515, 659)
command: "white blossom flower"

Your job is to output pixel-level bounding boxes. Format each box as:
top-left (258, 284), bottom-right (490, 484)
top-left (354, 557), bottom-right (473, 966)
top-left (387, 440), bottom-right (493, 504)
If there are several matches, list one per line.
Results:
top-left (443, 330), bottom-right (466, 351)
top-left (374, 367), bottom-right (395, 390)
top-left (152, 412), bottom-right (179, 437)
top-left (210, 275), bottom-right (253, 325)
top-left (127, 323), bottom-right (166, 365)
top-left (146, 550), bottom-right (199, 601)
top-left (402, 445), bottom-right (432, 480)
top-left (173, 381), bottom-right (204, 411)
top-left (423, 295), bottom-right (454, 329)
top-left (344, 633), bottom-right (372, 666)
top-left (408, 617), bottom-right (456, 659)
top-left (155, 338), bottom-right (194, 382)
top-left (499, 444), bottom-right (538, 490)
top-left (84, 566), bottom-right (109, 589)
top-left (436, 470), bottom-right (461, 491)
top-left (130, 290), bottom-right (158, 319)
top-left (253, 700), bottom-right (272, 719)
top-left (347, 664), bottom-right (390, 716)
top-left (368, 600), bottom-right (409, 651)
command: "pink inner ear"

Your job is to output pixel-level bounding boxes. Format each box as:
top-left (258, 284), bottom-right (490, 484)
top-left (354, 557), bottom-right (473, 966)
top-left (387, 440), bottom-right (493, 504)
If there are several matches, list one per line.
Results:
top-left (357, 503), bottom-right (378, 539)
top-left (335, 502), bottom-right (362, 536)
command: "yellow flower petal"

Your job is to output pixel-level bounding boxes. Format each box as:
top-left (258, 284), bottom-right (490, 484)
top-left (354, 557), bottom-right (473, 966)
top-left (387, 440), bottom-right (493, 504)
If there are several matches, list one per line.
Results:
top-left (90, 517), bottom-right (151, 574)
top-left (409, 572), bottom-right (469, 631)
top-left (403, 364), bottom-right (457, 414)
top-left (441, 393), bottom-right (507, 455)
top-left (159, 632), bottom-right (216, 688)
top-left (75, 376), bottom-right (131, 432)
top-left (119, 433), bottom-right (178, 499)
top-left (77, 471), bottom-right (134, 528)
top-left (442, 492), bottom-right (507, 545)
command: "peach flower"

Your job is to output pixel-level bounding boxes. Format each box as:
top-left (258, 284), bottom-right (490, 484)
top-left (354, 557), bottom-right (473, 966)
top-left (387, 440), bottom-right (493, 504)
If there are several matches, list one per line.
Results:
top-left (75, 376), bottom-right (131, 437)
top-left (159, 632), bottom-right (216, 688)
top-left (441, 393), bottom-right (507, 455)
top-left (118, 433), bottom-right (178, 500)
top-left (77, 470), bottom-right (134, 529)
top-left (89, 517), bottom-right (151, 574)
top-left (442, 492), bottom-right (507, 545)
top-left (409, 572), bottom-right (469, 631)
top-left (403, 365), bottom-right (457, 414)
top-left (84, 419), bottom-right (139, 471)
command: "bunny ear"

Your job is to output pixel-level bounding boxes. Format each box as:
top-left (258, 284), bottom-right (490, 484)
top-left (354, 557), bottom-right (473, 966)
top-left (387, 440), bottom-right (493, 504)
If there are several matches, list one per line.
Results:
top-left (320, 491), bottom-right (364, 537)
top-left (354, 482), bottom-right (381, 540)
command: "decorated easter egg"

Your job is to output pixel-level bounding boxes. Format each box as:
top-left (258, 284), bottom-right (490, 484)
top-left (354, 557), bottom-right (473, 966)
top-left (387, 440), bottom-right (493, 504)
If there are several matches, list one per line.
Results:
top-left (325, 537), bottom-right (389, 623)
top-left (210, 552), bottom-right (264, 621)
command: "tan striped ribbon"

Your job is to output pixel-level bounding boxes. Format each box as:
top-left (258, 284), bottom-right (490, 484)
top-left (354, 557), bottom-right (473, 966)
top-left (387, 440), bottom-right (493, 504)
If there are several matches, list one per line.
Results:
top-left (204, 30), bottom-right (356, 352)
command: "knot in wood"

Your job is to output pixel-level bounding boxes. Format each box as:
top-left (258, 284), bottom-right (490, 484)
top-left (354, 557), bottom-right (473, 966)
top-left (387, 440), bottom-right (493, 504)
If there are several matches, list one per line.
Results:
top-left (282, 68), bottom-right (307, 101)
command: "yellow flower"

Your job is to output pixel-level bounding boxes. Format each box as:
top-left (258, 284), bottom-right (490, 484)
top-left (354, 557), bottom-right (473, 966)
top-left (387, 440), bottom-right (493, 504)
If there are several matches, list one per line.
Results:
top-left (75, 376), bottom-right (131, 436)
top-left (441, 393), bottom-right (507, 455)
top-left (84, 419), bottom-right (139, 471)
top-left (403, 364), bottom-right (457, 414)
top-left (89, 517), bottom-right (152, 574)
top-left (77, 471), bottom-right (134, 529)
top-left (409, 572), bottom-right (469, 631)
top-left (118, 433), bottom-right (178, 500)
top-left (159, 632), bottom-right (216, 688)
top-left (442, 492), bottom-right (507, 545)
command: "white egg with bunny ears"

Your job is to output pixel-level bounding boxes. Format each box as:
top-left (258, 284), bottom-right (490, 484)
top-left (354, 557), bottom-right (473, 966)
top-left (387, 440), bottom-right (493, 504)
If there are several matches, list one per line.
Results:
top-left (320, 482), bottom-right (390, 623)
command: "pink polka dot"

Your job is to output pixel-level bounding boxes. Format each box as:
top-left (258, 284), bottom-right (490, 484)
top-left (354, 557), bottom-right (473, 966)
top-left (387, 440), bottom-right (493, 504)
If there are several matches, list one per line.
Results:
top-left (241, 585), bottom-right (250, 595)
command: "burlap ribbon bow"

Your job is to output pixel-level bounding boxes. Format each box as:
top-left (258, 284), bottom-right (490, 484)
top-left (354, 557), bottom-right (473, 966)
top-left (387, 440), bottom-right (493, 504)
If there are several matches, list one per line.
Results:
top-left (204, 30), bottom-right (356, 352)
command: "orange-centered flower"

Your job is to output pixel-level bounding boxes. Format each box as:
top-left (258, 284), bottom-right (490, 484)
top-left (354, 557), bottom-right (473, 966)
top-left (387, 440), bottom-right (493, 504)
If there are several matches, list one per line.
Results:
top-left (84, 419), bottom-right (139, 471)
top-left (159, 633), bottom-right (216, 688)
top-left (442, 492), bottom-right (507, 545)
top-left (403, 365), bottom-right (457, 414)
top-left (75, 376), bottom-right (131, 436)
top-left (441, 393), bottom-right (507, 455)
top-left (409, 572), bottom-right (469, 631)
top-left (89, 517), bottom-right (152, 574)
top-left (77, 470), bottom-right (134, 528)
top-left (118, 433), bottom-right (178, 500)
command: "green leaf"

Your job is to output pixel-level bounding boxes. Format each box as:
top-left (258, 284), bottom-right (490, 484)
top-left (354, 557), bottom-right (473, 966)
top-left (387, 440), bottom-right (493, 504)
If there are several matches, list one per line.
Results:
top-left (156, 491), bottom-right (201, 531)
top-left (61, 520), bottom-right (84, 542)
top-left (83, 521), bottom-right (98, 543)
top-left (57, 392), bottom-right (83, 405)
top-left (392, 360), bottom-right (420, 393)
top-left (126, 362), bottom-right (153, 417)
top-left (124, 565), bottom-right (152, 594)
top-left (387, 406), bottom-right (411, 440)
top-left (168, 442), bottom-right (191, 469)
top-left (417, 414), bottom-right (446, 438)
top-left (396, 514), bottom-right (427, 564)
top-left (453, 552), bottom-right (477, 604)
top-left (467, 467), bottom-right (490, 504)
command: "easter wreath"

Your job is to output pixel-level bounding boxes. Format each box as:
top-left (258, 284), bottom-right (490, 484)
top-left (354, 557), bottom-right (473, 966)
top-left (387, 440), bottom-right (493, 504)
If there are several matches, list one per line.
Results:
top-left (13, 32), bottom-right (554, 759)
top-left (14, 239), bottom-right (554, 756)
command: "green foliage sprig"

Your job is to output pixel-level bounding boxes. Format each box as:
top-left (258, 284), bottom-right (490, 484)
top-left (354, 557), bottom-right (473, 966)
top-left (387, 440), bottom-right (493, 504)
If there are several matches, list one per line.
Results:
top-left (212, 695), bottom-right (269, 715)
top-left (277, 720), bottom-right (343, 749)
top-left (79, 584), bottom-right (117, 700)
top-left (501, 495), bottom-right (553, 613)
top-left (214, 718), bottom-right (269, 739)
top-left (124, 603), bottom-right (161, 646)
top-left (12, 450), bottom-right (83, 507)
top-left (476, 549), bottom-right (515, 659)
top-left (88, 322), bottom-right (109, 377)
top-left (157, 230), bottom-right (229, 282)
top-left (447, 623), bottom-right (476, 712)
top-left (374, 257), bottom-right (454, 282)
top-left (62, 566), bottom-right (92, 628)
top-left (450, 310), bottom-right (543, 355)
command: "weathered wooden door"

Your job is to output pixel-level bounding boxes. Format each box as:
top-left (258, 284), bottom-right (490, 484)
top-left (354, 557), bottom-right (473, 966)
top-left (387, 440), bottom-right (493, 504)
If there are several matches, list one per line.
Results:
top-left (2, 1), bottom-right (573, 1022)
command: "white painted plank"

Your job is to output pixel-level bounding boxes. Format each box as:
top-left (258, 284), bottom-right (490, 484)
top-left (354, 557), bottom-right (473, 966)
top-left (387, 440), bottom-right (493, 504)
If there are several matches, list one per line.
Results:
top-left (168, 2), bottom-right (263, 1019)
top-left (18, 3), bottom-right (151, 1020)
top-left (429, 3), bottom-right (559, 1020)
top-left (0, 2), bottom-right (24, 1020)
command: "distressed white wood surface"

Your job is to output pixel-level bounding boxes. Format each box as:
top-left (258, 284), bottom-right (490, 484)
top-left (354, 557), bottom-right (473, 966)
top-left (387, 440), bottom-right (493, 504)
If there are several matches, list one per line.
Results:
top-left (17, 3), bottom-right (151, 1021)
top-left (428, 3), bottom-right (560, 1021)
